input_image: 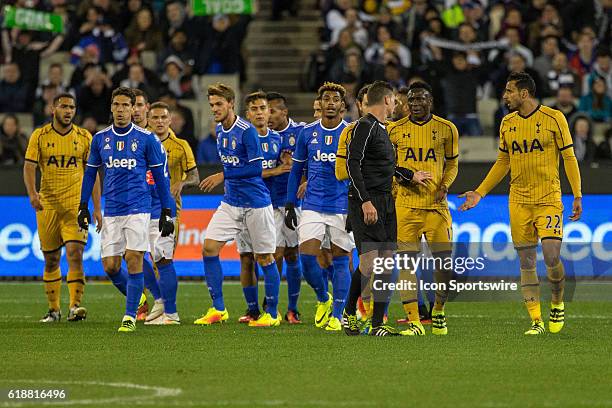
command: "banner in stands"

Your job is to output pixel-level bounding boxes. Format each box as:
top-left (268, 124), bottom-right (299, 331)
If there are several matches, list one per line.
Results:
top-left (191, 0), bottom-right (254, 16)
top-left (2, 6), bottom-right (63, 33)
top-left (0, 195), bottom-right (610, 278)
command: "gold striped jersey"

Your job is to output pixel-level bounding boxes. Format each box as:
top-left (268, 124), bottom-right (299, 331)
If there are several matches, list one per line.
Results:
top-left (498, 105), bottom-right (573, 204)
top-left (160, 129), bottom-right (196, 212)
top-left (25, 123), bottom-right (92, 209)
top-left (388, 115), bottom-right (459, 209)
top-left (335, 121), bottom-right (357, 181)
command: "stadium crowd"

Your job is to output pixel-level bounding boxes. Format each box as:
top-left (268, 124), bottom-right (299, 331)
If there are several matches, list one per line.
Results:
top-left (0, 0), bottom-right (251, 164)
top-left (311, 0), bottom-right (612, 161)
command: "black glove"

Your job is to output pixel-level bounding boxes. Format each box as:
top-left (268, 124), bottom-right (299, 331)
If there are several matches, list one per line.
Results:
top-left (77, 202), bottom-right (91, 230)
top-left (285, 202), bottom-right (298, 231)
top-left (395, 166), bottom-right (414, 187)
top-left (159, 208), bottom-right (174, 237)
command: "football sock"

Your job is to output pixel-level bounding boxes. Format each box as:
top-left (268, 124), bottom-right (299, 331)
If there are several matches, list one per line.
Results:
top-left (242, 285), bottom-right (259, 313)
top-left (285, 259), bottom-right (301, 312)
top-left (125, 272), bottom-right (144, 319)
top-left (261, 261), bottom-right (280, 319)
top-left (371, 269), bottom-right (393, 328)
top-left (345, 267), bottom-right (365, 315)
top-left (43, 268), bottom-right (61, 311)
top-left (521, 267), bottom-right (541, 321)
top-left (157, 262), bottom-right (178, 314)
top-left (204, 256), bottom-right (225, 311)
top-left (331, 256), bottom-right (349, 319)
top-left (108, 267), bottom-right (128, 296)
top-left (67, 269), bottom-right (85, 308)
top-left (547, 262), bottom-right (565, 304)
top-left (433, 262), bottom-right (452, 311)
top-left (300, 254), bottom-right (328, 302)
top-left (321, 264), bottom-right (329, 293)
top-left (325, 265), bottom-right (335, 291)
top-left (399, 267), bottom-right (419, 321)
top-left (143, 256), bottom-right (162, 301)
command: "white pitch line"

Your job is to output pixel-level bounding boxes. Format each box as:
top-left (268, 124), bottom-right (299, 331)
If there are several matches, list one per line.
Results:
top-left (0, 379), bottom-right (181, 407)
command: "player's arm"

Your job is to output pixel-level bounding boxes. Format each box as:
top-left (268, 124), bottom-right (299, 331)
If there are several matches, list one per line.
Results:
top-left (335, 125), bottom-right (351, 181)
top-left (172, 142), bottom-right (200, 197)
top-left (147, 137), bottom-right (176, 237)
top-left (554, 111), bottom-right (583, 220)
top-left (78, 136), bottom-right (102, 229)
top-left (225, 128), bottom-right (263, 180)
top-left (437, 122), bottom-right (460, 202)
top-left (23, 129), bottom-right (43, 210)
top-left (459, 133), bottom-right (509, 211)
top-left (285, 129), bottom-right (308, 229)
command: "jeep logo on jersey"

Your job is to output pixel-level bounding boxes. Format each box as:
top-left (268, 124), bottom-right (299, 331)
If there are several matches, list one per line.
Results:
top-left (325, 135), bottom-right (333, 145)
top-left (131, 140), bottom-right (138, 152)
top-left (262, 142), bottom-right (269, 152)
top-left (313, 150), bottom-right (336, 162)
top-left (262, 159), bottom-right (277, 169)
top-left (117, 141), bottom-right (124, 151)
top-left (220, 154), bottom-right (240, 165)
top-left (105, 156), bottom-right (137, 169)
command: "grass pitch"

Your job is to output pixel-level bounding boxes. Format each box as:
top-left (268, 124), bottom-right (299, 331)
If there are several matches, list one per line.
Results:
top-left (1, 282), bottom-right (611, 408)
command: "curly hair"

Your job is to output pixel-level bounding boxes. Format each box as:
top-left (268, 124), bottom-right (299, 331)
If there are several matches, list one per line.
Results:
top-left (317, 82), bottom-right (346, 99)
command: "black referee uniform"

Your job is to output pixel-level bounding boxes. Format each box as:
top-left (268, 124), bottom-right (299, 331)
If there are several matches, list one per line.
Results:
top-left (346, 113), bottom-right (397, 254)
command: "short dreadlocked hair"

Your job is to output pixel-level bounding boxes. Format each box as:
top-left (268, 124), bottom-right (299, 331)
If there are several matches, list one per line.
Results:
top-left (317, 82), bottom-right (346, 99)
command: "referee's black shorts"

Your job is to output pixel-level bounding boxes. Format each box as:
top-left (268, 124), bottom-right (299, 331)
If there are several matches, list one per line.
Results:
top-left (348, 193), bottom-right (397, 255)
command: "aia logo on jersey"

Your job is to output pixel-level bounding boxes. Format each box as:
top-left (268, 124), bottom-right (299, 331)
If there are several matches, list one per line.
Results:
top-left (117, 141), bottom-right (125, 151)
top-left (325, 135), bottom-right (333, 145)
top-left (511, 138), bottom-right (544, 154)
top-left (47, 155), bottom-right (78, 168)
top-left (404, 147), bottom-right (436, 162)
top-left (262, 142), bottom-right (269, 152)
top-left (146, 170), bottom-right (155, 185)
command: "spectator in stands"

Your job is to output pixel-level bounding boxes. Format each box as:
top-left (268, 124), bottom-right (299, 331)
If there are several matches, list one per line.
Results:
top-left (169, 107), bottom-right (197, 153)
top-left (119, 62), bottom-right (158, 101)
top-left (111, 53), bottom-right (161, 89)
top-left (461, 0), bottom-right (488, 41)
top-left (403, 0), bottom-right (432, 49)
top-left (545, 52), bottom-right (580, 96)
top-left (0, 114), bottom-right (28, 165)
top-left (375, 6), bottom-right (405, 43)
top-left (329, 47), bottom-right (377, 86)
top-left (533, 35), bottom-right (560, 91)
top-left (76, 0), bottom-right (122, 32)
top-left (0, 63), bottom-right (28, 113)
top-left (118, 0), bottom-right (146, 32)
top-left (586, 48), bottom-right (612, 99)
top-left (442, 51), bottom-right (483, 136)
top-left (383, 60), bottom-right (407, 90)
top-left (569, 31), bottom-right (596, 84)
top-left (500, 8), bottom-right (526, 41)
top-left (325, 29), bottom-right (357, 75)
top-left (80, 115), bottom-right (99, 135)
top-left (197, 120), bottom-right (220, 164)
top-left (159, 92), bottom-right (196, 152)
top-left (161, 56), bottom-right (196, 99)
top-left (326, 0), bottom-right (352, 33)
top-left (33, 84), bottom-right (58, 127)
top-left (162, 1), bottom-right (192, 42)
top-left (125, 8), bottom-right (163, 53)
top-left (78, 72), bottom-right (112, 124)
top-left (195, 14), bottom-right (251, 75)
top-left (156, 29), bottom-right (196, 76)
top-left (578, 76), bottom-right (612, 122)
top-left (456, 23), bottom-right (485, 67)
top-left (553, 86), bottom-right (579, 120)
top-left (364, 25), bottom-right (411, 68)
top-left (330, 7), bottom-right (368, 49)
top-left (570, 114), bottom-right (597, 163)
top-left (492, 52), bottom-right (543, 100)
top-left (595, 128), bottom-right (612, 160)
top-left (70, 7), bottom-right (129, 65)
top-left (527, 3), bottom-right (563, 50)
top-left (3, 30), bottom-right (43, 105)
top-left (490, 26), bottom-right (534, 68)
top-left (36, 63), bottom-right (70, 100)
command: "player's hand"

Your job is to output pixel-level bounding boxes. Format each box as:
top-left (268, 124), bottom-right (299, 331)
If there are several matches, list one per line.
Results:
top-left (297, 181), bottom-right (307, 199)
top-left (199, 172), bottom-right (224, 192)
top-left (413, 170), bottom-right (432, 186)
top-left (280, 151), bottom-right (293, 165)
top-left (570, 196), bottom-right (582, 221)
top-left (29, 192), bottom-right (43, 211)
top-left (435, 186), bottom-right (448, 203)
top-left (362, 200), bottom-right (378, 225)
top-left (77, 202), bottom-right (91, 230)
top-left (285, 202), bottom-right (298, 230)
top-left (159, 208), bottom-right (174, 237)
top-left (170, 181), bottom-right (184, 199)
top-left (276, 162), bottom-right (292, 175)
top-left (93, 209), bottom-right (103, 233)
top-left (394, 166), bottom-right (414, 187)
top-left (458, 191), bottom-right (482, 211)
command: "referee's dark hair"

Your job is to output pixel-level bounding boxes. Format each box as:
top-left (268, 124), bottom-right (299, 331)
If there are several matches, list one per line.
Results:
top-left (366, 81), bottom-right (393, 105)
top-left (407, 81), bottom-right (433, 95)
top-left (507, 71), bottom-right (536, 97)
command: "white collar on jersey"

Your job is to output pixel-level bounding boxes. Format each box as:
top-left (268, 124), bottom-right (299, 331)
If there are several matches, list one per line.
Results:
top-left (278, 118), bottom-right (294, 133)
top-left (111, 123), bottom-right (134, 136)
top-left (258, 129), bottom-right (270, 138)
top-left (319, 119), bottom-right (345, 132)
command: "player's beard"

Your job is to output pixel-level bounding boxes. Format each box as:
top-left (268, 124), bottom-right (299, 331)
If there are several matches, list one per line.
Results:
top-left (54, 113), bottom-right (72, 127)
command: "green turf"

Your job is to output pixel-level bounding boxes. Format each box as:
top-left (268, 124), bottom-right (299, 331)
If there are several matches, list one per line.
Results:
top-left (1, 282), bottom-right (611, 408)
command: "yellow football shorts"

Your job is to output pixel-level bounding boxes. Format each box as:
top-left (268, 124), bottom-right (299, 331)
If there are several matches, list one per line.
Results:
top-left (509, 202), bottom-right (564, 248)
top-left (396, 206), bottom-right (453, 253)
top-left (36, 207), bottom-right (88, 252)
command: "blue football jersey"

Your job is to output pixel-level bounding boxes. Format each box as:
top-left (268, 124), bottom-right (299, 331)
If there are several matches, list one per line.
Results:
top-left (274, 118), bottom-right (304, 207)
top-left (217, 116), bottom-right (271, 208)
top-left (258, 129), bottom-right (285, 208)
top-left (293, 119), bottom-right (349, 214)
top-left (87, 124), bottom-right (166, 217)
top-left (146, 146), bottom-right (176, 220)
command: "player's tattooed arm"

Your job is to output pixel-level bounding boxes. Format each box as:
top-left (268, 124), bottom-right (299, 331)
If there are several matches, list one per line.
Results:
top-left (172, 167), bottom-right (200, 197)
top-left (199, 172), bottom-right (224, 192)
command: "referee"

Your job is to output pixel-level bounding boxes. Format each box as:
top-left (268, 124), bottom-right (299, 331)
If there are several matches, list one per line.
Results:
top-left (344, 81), bottom-right (400, 336)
